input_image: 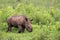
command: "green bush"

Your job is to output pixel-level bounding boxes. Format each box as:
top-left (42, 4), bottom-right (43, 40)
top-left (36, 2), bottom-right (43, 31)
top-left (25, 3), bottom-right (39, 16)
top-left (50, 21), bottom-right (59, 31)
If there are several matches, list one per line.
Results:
top-left (49, 7), bottom-right (60, 21)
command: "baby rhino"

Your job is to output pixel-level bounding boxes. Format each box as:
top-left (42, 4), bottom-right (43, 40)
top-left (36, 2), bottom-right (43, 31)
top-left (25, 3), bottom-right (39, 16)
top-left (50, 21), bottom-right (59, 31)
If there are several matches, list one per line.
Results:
top-left (7, 15), bottom-right (32, 33)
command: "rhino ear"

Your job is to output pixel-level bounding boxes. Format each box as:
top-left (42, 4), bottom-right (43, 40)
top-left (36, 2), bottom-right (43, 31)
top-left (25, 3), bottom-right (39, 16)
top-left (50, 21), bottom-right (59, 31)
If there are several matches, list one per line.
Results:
top-left (29, 19), bottom-right (33, 24)
top-left (30, 19), bottom-right (33, 21)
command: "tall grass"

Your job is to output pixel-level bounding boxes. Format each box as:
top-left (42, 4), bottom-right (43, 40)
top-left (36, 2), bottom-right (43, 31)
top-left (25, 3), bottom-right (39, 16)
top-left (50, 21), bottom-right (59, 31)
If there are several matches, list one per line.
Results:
top-left (0, 0), bottom-right (60, 40)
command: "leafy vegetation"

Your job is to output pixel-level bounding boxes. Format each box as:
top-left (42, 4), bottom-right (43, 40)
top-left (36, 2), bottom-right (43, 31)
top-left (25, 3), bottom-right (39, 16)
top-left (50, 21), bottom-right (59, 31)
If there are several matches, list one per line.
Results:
top-left (0, 0), bottom-right (60, 40)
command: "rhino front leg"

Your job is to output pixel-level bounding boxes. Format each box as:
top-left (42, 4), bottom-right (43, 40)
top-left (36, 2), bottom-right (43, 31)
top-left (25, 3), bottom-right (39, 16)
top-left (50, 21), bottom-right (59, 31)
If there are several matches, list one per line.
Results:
top-left (18, 25), bottom-right (23, 33)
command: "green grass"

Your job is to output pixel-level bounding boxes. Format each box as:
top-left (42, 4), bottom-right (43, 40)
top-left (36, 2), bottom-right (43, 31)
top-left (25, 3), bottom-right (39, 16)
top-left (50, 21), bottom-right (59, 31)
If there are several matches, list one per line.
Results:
top-left (0, 23), bottom-right (60, 40)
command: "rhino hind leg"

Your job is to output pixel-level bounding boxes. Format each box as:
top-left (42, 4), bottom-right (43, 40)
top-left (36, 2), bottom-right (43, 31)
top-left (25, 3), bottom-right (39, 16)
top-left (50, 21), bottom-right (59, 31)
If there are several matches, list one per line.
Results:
top-left (7, 24), bottom-right (12, 32)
